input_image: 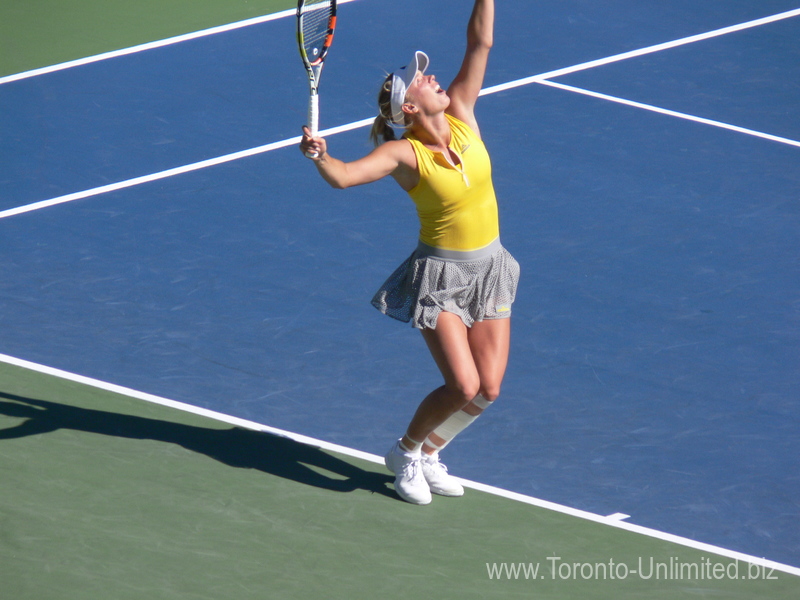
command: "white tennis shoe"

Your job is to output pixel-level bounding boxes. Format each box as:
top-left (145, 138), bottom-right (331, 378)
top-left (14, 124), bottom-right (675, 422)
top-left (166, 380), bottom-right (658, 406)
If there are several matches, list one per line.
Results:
top-left (384, 441), bottom-right (432, 505)
top-left (421, 452), bottom-right (465, 497)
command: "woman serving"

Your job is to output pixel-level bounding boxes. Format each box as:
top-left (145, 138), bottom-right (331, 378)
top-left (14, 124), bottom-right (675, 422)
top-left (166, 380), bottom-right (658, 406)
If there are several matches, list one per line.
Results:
top-left (300, 0), bottom-right (519, 505)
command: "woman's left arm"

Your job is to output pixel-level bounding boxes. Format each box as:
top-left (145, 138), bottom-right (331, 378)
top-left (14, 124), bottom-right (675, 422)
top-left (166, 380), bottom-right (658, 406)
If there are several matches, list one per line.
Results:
top-left (445, 0), bottom-right (494, 136)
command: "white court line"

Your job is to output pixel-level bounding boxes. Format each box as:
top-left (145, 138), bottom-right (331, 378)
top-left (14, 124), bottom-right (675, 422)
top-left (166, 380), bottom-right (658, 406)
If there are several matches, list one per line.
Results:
top-left (537, 79), bottom-right (800, 148)
top-left (481, 7), bottom-right (800, 95)
top-left (0, 10), bottom-right (293, 86)
top-left (0, 0), bottom-right (361, 86)
top-left (0, 118), bottom-right (372, 220)
top-left (3, 4), bottom-right (797, 86)
top-left (1, 350), bottom-right (799, 578)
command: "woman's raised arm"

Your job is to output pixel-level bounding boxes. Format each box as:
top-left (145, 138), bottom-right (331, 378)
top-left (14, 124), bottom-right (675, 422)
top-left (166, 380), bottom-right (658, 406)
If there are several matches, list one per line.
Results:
top-left (445, 0), bottom-right (494, 135)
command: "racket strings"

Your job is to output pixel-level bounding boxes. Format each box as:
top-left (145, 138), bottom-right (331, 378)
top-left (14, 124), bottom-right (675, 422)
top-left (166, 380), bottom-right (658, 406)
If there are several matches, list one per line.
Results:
top-left (299, 1), bottom-right (334, 58)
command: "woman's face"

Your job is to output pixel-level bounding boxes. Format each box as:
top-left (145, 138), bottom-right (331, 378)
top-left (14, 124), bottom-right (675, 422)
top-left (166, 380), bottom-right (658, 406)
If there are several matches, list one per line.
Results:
top-left (405, 71), bottom-right (450, 115)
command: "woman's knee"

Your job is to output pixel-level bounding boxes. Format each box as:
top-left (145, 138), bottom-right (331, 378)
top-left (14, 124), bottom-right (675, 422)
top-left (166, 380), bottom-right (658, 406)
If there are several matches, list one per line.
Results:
top-left (479, 383), bottom-right (501, 403)
top-left (445, 376), bottom-right (481, 408)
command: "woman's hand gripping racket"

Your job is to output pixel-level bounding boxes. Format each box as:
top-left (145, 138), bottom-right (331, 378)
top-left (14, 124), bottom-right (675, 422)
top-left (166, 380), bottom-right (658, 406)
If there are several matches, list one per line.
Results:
top-left (297, 0), bottom-right (337, 158)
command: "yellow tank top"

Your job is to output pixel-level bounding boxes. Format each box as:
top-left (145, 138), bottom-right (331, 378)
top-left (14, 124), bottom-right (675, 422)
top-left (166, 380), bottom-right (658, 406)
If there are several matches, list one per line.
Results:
top-left (404, 114), bottom-right (500, 251)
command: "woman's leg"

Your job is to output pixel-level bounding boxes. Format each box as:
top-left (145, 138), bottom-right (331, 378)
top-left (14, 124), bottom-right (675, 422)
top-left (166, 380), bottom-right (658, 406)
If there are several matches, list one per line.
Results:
top-left (401, 314), bottom-right (511, 452)
top-left (386, 314), bottom-right (511, 503)
top-left (401, 311), bottom-right (481, 451)
top-left (467, 317), bottom-right (511, 402)
top-left (421, 317), bottom-right (511, 452)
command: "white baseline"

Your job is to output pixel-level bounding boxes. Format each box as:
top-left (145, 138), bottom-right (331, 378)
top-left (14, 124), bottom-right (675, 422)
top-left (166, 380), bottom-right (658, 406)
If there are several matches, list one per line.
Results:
top-left (0, 0), bottom-right (362, 86)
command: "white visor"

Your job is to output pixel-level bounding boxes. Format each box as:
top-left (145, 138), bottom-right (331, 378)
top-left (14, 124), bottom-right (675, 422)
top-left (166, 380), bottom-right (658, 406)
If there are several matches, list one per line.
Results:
top-left (389, 51), bottom-right (429, 126)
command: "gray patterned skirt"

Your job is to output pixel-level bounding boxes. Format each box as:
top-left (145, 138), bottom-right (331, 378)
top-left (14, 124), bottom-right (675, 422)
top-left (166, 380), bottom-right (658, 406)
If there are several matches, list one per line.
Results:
top-left (371, 238), bottom-right (520, 330)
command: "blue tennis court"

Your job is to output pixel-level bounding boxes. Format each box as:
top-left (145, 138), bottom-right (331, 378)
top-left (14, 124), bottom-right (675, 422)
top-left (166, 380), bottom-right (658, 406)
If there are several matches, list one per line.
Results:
top-left (1, 0), bottom-right (798, 583)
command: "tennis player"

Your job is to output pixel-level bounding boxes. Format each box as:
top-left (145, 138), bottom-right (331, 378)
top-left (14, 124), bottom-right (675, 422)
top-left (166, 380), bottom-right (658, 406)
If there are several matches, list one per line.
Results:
top-left (300, 0), bottom-right (518, 505)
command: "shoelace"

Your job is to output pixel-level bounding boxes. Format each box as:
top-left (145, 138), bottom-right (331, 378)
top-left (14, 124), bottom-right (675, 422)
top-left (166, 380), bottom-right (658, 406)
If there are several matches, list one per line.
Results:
top-left (424, 455), bottom-right (449, 474)
top-left (401, 458), bottom-right (424, 482)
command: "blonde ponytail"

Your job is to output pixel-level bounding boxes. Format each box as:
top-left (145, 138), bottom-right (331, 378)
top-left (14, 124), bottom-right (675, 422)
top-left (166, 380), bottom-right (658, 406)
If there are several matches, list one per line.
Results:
top-left (369, 115), bottom-right (397, 147)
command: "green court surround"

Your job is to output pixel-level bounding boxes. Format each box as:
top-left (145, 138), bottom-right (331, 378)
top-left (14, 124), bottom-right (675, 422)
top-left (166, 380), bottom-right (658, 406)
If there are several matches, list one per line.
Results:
top-left (0, 0), bottom-right (294, 77)
top-left (1, 361), bottom-right (797, 598)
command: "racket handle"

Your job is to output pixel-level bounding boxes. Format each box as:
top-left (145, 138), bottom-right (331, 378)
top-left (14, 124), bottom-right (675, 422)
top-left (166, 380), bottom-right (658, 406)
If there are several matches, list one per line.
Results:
top-left (305, 93), bottom-right (320, 158)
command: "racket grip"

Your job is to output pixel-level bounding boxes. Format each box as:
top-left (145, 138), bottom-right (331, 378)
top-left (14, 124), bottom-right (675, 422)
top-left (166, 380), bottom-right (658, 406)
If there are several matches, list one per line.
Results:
top-left (307, 93), bottom-right (319, 137)
top-left (305, 93), bottom-right (320, 158)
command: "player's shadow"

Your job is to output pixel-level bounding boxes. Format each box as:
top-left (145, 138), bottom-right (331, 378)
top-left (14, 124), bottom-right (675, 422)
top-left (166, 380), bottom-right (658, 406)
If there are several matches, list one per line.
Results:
top-left (0, 391), bottom-right (395, 499)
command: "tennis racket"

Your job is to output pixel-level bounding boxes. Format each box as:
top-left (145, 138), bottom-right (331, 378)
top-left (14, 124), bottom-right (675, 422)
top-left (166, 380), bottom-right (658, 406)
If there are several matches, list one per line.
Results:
top-left (297, 0), bottom-right (337, 157)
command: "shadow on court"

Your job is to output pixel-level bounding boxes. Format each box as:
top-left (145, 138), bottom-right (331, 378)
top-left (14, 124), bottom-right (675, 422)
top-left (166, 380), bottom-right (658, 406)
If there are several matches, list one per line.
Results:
top-left (0, 391), bottom-right (396, 499)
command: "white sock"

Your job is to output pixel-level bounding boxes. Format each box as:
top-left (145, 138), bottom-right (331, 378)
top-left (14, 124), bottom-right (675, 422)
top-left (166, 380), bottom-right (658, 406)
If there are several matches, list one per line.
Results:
top-left (398, 435), bottom-right (422, 455)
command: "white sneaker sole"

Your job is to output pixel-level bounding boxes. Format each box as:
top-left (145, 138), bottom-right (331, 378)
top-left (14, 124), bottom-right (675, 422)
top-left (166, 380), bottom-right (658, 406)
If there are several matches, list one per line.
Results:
top-left (429, 484), bottom-right (465, 497)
